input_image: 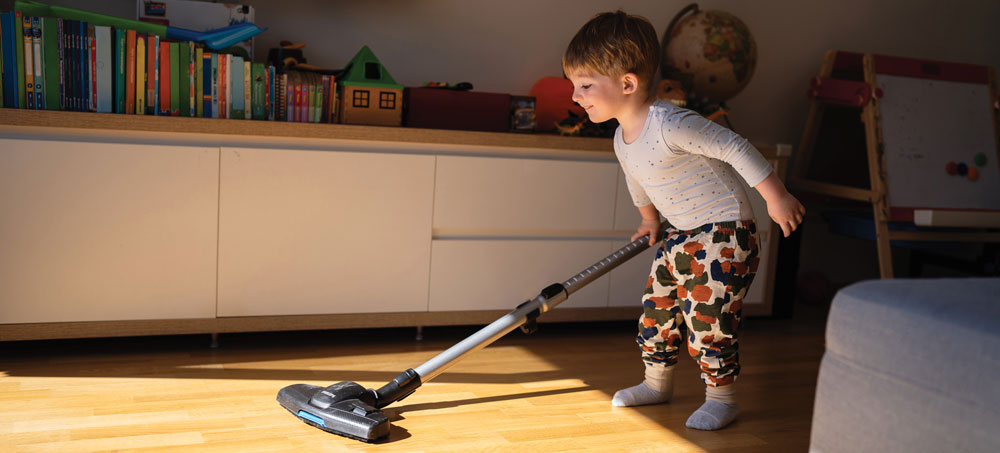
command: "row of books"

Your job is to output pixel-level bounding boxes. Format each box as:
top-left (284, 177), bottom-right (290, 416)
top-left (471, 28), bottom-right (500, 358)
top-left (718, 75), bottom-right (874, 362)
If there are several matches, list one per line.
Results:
top-left (0, 10), bottom-right (337, 123)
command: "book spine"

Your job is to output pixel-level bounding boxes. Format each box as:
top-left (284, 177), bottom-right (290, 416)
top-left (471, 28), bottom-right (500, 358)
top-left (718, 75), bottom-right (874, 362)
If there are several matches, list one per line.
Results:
top-left (195, 47), bottom-right (203, 117)
top-left (1, 12), bottom-right (17, 108)
top-left (88, 24), bottom-right (95, 111)
top-left (243, 60), bottom-right (250, 120)
top-left (22, 14), bottom-right (34, 111)
top-left (125, 29), bottom-right (135, 114)
top-left (32, 16), bottom-right (42, 109)
top-left (145, 34), bottom-right (154, 115)
top-left (75, 21), bottom-right (82, 111)
top-left (95, 26), bottom-right (111, 113)
top-left (114, 28), bottom-right (125, 114)
top-left (230, 55), bottom-right (243, 119)
top-left (187, 42), bottom-right (194, 116)
top-left (15, 11), bottom-right (25, 109)
top-left (222, 54), bottom-right (230, 119)
top-left (176, 42), bottom-right (186, 117)
top-left (157, 41), bottom-right (172, 116)
top-left (285, 73), bottom-right (293, 122)
top-left (268, 65), bottom-right (275, 121)
top-left (43, 17), bottom-right (60, 110)
top-left (152, 34), bottom-right (159, 115)
top-left (56, 18), bottom-right (64, 110)
top-left (210, 53), bottom-right (217, 118)
top-left (135, 32), bottom-right (144, 114)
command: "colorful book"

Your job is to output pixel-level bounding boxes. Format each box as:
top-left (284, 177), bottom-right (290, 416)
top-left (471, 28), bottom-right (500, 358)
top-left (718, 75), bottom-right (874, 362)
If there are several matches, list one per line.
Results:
top-left (219, 53), bottom-right (228, 119)
top-left (135, 32), bottom-right (144, 114)
top-left (15, 11), bottom-right (25, 109)
top-left (165, 41), bottom-right (175, 116)
top-left (152, 34), bottom-right (159, 115)
top-left (95, 25), bottom-right (111, 113)
top-left (196, 47), bottom-right (204, 117)
top-left (88, 23), bottom-right (95, 111)
top-left (209, 52), bottom-right (217, 118)
top-left (65, 19), bottom-right (74, 110)
top-left (125, 29), bottom-right (135, 114)
top-left (145, 34), bottom-right (154, 114)
top-left (157, 40), bottom-right (168, 115)
top-left (1, 12), bottom-right (19, 108)
top-left (177, 41), bottom-right (189, 117)
top-left (113, 27), bottom-right (124, 113)
top-left (230, 55), bottom-right (243, 119)
top-left (242, 59), bottom-right (250, 119)
top-left (184, 42), bottom-right (193, 116)
top-left (22, 14), bottom-right (34, 110)
top-left (268, 65), bottom-right (275, 121)
top-left (32, 16), bottom-right (42, 109)
top-left (251, 62), bottom-right (265, 120)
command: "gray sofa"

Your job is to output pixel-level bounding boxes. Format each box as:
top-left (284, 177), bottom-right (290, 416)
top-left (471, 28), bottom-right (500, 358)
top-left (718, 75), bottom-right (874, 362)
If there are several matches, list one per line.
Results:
top-left (810, 278), bottom-right (1000, 453)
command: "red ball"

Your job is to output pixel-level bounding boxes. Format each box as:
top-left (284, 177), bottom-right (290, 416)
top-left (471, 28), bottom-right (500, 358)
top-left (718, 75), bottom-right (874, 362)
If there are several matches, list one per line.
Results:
top-left (945, 161), bottom-right (957, 175)
top-left (530, 77), bottom-right (585, 132)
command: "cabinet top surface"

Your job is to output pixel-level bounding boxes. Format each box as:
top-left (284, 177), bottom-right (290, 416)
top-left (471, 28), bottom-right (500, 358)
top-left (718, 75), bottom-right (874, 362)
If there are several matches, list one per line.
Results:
top-left (1, 108), bottom-right (616, 154)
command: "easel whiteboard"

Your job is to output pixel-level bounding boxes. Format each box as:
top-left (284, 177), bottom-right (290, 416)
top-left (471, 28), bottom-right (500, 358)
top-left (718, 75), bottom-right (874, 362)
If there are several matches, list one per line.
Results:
top-left (877, 74), bottom-right (1000, 213)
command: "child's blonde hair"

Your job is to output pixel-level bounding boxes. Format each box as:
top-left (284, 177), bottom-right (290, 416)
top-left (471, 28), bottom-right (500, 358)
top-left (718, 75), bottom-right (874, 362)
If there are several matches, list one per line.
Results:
top-left (562, 10), bottom-right (660, 91)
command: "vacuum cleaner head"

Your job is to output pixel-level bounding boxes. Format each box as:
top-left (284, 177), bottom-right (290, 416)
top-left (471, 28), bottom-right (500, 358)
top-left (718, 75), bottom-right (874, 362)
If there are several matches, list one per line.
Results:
top-left (277, 381), bottom-right (389, 442)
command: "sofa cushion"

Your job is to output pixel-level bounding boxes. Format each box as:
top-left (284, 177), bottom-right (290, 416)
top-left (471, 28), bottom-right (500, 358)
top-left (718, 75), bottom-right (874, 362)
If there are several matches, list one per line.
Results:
top-left (810, 278), bottom-right (1000, 453)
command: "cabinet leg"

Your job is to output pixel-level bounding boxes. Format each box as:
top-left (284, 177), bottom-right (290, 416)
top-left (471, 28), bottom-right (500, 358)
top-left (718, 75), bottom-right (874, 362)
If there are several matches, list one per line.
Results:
top-left (415, 326), bottom-right (423, 342)
top-left (210, 333), bottom-right (219, 349)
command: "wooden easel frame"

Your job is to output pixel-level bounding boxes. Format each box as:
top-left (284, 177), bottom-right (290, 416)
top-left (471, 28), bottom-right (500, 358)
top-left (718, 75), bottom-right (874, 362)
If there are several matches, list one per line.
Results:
top-left (792, 50), bottom-right (1000, 278)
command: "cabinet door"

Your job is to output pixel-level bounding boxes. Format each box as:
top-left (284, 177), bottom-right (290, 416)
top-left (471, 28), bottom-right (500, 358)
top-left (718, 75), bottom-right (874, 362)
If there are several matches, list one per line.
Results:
top-left (217, 147), bottom-right (434, 316)
top-left (429, 240), bottom-right (613, 311)
top-left (0, 139), bottom-right (219, 323)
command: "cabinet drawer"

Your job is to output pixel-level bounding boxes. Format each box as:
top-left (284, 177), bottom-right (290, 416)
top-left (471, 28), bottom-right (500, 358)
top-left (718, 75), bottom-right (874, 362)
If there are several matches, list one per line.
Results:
top-left (428, 239), bottom-right (613, 311)
top-left (434, 156), bottom-right (619, 232)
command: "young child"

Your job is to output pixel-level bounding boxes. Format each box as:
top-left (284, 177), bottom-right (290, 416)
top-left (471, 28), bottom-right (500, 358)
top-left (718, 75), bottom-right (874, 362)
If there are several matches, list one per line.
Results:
top-left (563, 11), bottom-right (805, 430)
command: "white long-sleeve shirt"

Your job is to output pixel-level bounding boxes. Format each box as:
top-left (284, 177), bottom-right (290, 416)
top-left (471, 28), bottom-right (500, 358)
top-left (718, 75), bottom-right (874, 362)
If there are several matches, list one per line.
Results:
top-left (614, 100), bottom-right (773, 230)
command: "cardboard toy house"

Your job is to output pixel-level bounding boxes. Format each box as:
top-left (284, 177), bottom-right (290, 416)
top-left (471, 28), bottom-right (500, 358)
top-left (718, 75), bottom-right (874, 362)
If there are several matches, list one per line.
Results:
top-left (337, 45), bottom-right (404, 126)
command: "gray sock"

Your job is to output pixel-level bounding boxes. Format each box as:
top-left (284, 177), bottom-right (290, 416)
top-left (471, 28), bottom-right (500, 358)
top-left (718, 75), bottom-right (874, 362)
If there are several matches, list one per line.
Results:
top-left (611, 364), bottom-right (674, 407)
top-left (685, 385), bottom-right (739, 430)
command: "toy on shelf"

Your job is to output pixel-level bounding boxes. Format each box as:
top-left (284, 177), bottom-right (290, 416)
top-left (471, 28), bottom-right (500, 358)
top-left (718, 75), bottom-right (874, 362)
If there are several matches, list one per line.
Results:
top-left (337, 45), bottom-right (403, 127)
top-left (529, 76), bottom-right (584, 132)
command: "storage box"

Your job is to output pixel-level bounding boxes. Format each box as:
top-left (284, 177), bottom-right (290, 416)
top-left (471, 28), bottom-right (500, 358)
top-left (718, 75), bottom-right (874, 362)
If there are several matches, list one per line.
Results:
top-left (404, 87), bottom-right (510, 132)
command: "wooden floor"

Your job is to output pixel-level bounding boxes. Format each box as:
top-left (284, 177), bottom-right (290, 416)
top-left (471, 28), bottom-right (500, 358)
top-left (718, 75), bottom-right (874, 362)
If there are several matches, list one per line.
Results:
top-left (0, 307), bottom-right (828, 452)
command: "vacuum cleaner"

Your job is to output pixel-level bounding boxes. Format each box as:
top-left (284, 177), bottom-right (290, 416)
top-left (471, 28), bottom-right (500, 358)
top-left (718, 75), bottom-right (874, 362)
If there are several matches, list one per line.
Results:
top-left (276, 228), bottom-right (664, 442)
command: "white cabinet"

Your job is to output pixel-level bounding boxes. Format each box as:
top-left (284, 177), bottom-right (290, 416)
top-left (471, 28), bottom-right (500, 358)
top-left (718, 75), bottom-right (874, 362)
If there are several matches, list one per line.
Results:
top-left (216, 147), bottom-right (435, 316)
top-left (0, 138), bottom-right (219, 323)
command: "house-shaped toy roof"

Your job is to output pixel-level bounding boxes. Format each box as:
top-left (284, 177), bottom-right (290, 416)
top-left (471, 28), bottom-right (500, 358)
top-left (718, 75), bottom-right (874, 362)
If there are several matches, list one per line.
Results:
top-left (339, 45), bottom-right (403, 90)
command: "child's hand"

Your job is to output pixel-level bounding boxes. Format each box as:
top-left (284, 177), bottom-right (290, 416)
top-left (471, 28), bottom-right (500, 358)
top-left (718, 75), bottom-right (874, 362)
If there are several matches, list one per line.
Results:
top-left (632, 218), bottom-right (661, 247)
top-left (767, 191), bottom-right (805, 237)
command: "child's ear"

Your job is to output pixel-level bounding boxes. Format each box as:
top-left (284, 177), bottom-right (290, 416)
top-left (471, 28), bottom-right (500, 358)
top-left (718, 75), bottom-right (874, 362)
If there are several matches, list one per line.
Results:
top-left (621, 73), bottom-right (640, 95)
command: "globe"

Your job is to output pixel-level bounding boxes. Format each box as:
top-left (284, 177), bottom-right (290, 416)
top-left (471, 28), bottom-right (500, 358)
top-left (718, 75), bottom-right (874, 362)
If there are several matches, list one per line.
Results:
top-left (661, 5), bottom-right (757, 102)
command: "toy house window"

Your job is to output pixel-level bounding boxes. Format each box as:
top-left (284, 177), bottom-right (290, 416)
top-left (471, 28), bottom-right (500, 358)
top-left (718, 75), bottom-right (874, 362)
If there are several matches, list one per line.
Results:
top-left (353, 90), bottom-right (370, 108)
top-left (379, 92), bottom-right (396, 110)
top-left (365, 62), bottom-right (381, 80)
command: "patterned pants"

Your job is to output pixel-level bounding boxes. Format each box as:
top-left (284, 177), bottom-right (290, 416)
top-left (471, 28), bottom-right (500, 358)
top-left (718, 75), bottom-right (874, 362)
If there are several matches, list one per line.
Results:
top-left (637, 220), bottom-right (759, 387)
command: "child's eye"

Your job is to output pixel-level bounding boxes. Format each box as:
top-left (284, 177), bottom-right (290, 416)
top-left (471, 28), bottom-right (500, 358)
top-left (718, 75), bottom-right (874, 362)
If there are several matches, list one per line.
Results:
top-left (581, 84), bottom-right (592, 89)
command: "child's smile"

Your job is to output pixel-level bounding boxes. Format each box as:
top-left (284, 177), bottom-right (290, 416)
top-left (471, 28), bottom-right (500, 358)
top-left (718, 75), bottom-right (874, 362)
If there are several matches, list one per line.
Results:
top-left (566, 70), bottom-right (624, 124)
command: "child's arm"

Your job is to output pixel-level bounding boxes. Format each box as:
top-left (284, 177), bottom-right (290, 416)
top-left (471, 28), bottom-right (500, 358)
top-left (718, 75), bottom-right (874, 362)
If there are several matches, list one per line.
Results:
top-left (631, 204), bottom-right (661, 247)
top-left (754, 172), bottom-right (805, 237)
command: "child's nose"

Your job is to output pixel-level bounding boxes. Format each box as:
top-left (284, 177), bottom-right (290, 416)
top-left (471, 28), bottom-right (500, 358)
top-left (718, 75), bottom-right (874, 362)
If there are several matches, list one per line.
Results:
top-left (571, 89), bottom-right (582, 103)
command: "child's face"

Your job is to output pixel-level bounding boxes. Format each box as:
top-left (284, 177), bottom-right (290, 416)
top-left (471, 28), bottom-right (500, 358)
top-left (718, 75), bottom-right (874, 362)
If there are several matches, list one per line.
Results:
top-left (566, 69), bottom-right (626, 124)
